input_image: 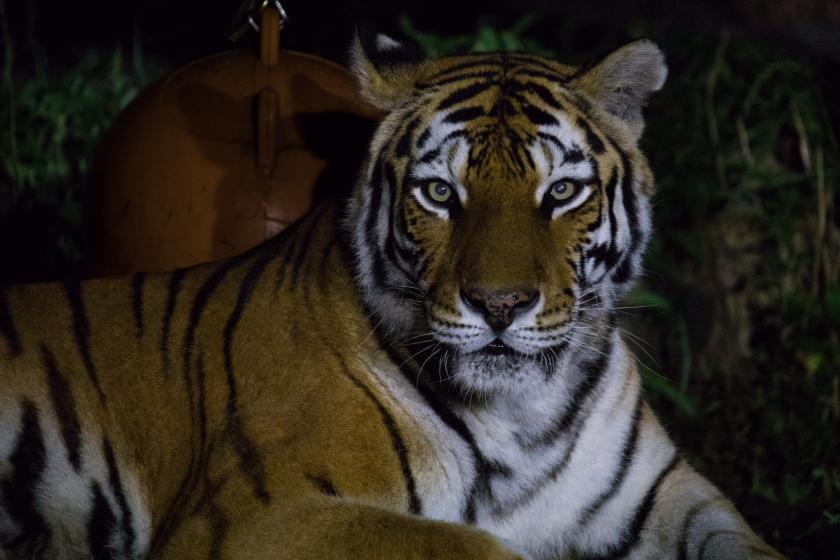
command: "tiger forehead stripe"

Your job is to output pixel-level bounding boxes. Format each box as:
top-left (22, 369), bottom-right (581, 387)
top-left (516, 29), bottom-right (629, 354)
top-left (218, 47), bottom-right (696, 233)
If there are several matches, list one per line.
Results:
top-left (420, 52), bottom-right (571, 86)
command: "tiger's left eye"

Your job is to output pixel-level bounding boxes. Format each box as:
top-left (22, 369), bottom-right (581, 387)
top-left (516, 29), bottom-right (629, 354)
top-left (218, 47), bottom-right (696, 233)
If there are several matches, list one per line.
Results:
top-left (549, 180), bottom-right (579, 201)
top-left (426, 181), bottom-right (453, 204)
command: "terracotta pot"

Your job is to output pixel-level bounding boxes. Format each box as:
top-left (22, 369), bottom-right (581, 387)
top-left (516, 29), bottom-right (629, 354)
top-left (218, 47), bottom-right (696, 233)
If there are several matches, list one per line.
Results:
top-left (86, 32), bottom-right (381, 276)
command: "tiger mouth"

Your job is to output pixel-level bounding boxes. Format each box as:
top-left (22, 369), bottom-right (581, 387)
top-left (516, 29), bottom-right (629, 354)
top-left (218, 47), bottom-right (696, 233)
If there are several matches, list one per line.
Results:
top-left (472, 338), bottom-right (570, 359)
top-left (479, 339), bottom-right (519, 356)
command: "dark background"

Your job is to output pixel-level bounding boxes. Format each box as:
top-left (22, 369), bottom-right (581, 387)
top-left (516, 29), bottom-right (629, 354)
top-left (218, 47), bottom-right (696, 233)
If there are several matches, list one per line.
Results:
top-left (7, 1), bottom-right (840, 79)
top-left (1, 0), bottom-right (839, 558)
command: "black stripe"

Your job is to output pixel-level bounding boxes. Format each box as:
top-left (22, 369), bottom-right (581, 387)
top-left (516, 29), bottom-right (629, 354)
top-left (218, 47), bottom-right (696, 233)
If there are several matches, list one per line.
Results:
top-left (604, 140), bottom-right (641, 287)
top-left (103, 438), bottom-right (136, 555)
top-left (42, 345), bottom-right (82, 471)
top-left (696, 530), bottom-right (744, 560)
top-left (489, 97), bottom-right (516, 122)
top-left (677, 498), bottom-right (721, 560)
top-left (587, 156), bottom-right (604, 232)
top-left (340, 365), bottom-right (421, 515)
top-left (182, 259), bottom-right (243, 375)
top-left (439, 129), bottom-right (470, 145)
top-left (513, 68), bottom-right (573, 84)
top-left (493, 419), bottom-right (584, 517)
top-left (418, 148), bottom-right (441, 164)
top-left (415, 126), bottom-right (432, 151)
top-left (577, 117), bottom-right (606, 154)
top-left (306, 474), bottom-right (340, 497)
top-left (0, 287), bottom-right (22, 357)
top-left (605, 169), bottom-right (619, 246)
top-left (270, 216), bottom-right (306, 294)
top-left (318, 239), bottom-right (338, 294)
top-left (522, 349), bottom-right (610, 450)
top-left (436, 81), bottom-right (495, 111)
top-left (586, 243), bottom-right (623, 271)
top-left (579, 393), bottom-right (643, 526)
top-left (207, 502), bottom-right (230, 560)
top-left (423, 59), bottom-right (498, 83)
top-left (160, 268), bottom-right (187, 373)
top-left (382, 162), bottom-right (416, 280)
top-left (158, 255), bottom-right (241, 560)
top-left (614, 149), bottom-right (639, 284)
top-left (527, 82), bottom-right (565, 111)
top-left (364, 158), bottom-right (390, 289)
top-left (65, 280), bottom-right (105, 402)
top-left (585, 454), bottom-right (682, 560)
top-left (196, 352), bottom-right (209, 462)
top-left (538, 131), bottom-right (567, 153)
top-left (290, 206), bottom-right (328, 288)
top-left (273, 216), bottom-right (308, 292)
top-left (395, 117), bottom-right (420, 158)
top-left (222, 246), bottom-right (284, 504)
top-left (495, 346), bottom-right (615, 518)
top-left (369, 326), bottom-right (488, 523)
top-left (1, 400), bottom-right (50, 549)
top-left (421, 70), bottom-right (500, 88)
top-left (564, 147), bottom-right (586, 164)
top-left (521, 103), bottom-right (559, 126)
top-left (506, 54), bottom-right (570, 79)
top-left (224, 414), bottom-right (270, 503)
top-left (443, 106), bottom-right (485, 124)
top-left (87, 482), bottom-right (117, 560)
top-left (130, 272), bottom-right (146, 337)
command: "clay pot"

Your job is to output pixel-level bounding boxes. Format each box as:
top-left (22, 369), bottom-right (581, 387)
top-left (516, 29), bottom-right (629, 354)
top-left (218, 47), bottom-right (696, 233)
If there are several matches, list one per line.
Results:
top-left (86, 38), bottom-right (381, 276)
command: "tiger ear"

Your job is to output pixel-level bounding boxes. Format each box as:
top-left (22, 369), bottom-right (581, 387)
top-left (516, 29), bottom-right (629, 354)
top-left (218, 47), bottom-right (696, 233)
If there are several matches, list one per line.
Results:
top-left (574, 40), bottom-right (667, 140)
top-left (350, 24), bottom-right (425, 112)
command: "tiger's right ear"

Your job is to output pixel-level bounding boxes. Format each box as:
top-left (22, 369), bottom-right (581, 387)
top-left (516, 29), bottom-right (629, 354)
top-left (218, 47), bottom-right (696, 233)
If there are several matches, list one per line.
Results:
top-left (350, 24), bottom-right (425, 112)
top-left (573, 40), bottom-right (667, 140)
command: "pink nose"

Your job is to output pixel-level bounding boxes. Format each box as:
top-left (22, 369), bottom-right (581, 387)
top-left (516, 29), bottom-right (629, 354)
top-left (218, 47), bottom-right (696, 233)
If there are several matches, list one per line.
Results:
top-left (460, 288), bottom-right (539, 332)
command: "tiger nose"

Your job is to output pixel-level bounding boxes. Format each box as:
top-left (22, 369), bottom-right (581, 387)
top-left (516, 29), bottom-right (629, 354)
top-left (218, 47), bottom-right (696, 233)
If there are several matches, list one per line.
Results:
top-left (460, 288), bottom-right (539, 332)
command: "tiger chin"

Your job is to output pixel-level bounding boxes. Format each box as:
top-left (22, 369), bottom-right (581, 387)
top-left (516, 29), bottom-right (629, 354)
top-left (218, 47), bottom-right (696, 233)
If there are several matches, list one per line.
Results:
top-left (0, 29), bottom-right (784, 560)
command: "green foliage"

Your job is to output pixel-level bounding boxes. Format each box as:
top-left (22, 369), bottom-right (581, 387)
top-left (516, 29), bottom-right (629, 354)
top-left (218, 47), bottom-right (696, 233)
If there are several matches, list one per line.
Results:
top-left (399, 13), bottom-right (554, 57)
top-left (0, 47), bottom-right (154, 280)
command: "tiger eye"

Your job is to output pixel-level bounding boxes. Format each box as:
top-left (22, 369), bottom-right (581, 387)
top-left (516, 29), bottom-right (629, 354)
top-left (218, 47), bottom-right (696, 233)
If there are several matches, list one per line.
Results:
top-left (427, 181), bottom-right (452, 203)
top-left (550, 180), bottom-right (578, 201)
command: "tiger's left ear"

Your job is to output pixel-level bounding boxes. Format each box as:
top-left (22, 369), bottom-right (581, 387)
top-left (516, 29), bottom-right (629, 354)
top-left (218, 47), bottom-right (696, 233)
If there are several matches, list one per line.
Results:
top-left (574, 40), bottom-right (667, 140)
top-left (350, 25), bottom-right (425, 112)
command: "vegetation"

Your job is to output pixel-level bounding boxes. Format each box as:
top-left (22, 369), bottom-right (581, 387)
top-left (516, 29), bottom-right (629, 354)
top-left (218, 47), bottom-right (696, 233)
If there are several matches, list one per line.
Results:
top-left (2, 12), bottom-right (838, 558)
top-left (0, 46), bottom-right (154, 282)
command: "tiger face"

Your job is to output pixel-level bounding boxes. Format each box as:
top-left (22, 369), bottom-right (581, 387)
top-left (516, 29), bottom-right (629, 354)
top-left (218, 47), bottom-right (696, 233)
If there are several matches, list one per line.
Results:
top-left (348, 33), bottom-right (666, 394)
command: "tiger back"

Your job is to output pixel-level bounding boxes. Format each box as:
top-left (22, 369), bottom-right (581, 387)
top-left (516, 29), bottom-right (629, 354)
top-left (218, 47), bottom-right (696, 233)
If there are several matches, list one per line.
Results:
top-left (0, 31), bottom-right (784, 560)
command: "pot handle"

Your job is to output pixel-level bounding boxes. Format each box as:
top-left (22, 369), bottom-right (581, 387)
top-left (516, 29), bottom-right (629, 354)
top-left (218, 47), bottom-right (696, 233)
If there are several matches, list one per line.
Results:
top-left (256, 5), bottom-right (281, 177)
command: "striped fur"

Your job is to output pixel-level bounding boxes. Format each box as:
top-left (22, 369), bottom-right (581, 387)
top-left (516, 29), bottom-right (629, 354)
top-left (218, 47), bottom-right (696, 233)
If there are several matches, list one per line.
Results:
top-left (0, 36), bottom-right (783, 559)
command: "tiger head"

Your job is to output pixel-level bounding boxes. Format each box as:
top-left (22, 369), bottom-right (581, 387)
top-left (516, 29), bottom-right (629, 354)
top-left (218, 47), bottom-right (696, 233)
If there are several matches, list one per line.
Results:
top-left (346, 31), bottom-right (666, 395)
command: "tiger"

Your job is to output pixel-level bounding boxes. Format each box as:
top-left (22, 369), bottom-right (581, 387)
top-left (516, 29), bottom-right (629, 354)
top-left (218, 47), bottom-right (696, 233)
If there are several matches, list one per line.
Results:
top-left (0, 29), bottom-right (785, 560)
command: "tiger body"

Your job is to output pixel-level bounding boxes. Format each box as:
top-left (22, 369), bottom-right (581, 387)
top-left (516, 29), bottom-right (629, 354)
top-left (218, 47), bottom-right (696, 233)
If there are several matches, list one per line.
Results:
top-left (0, 34), bottom-right (783, 560)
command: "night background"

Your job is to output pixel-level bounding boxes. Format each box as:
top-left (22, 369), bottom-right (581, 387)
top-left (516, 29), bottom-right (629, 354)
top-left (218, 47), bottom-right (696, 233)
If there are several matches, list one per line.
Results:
top-left (1, 0), bottom-right (839, 558)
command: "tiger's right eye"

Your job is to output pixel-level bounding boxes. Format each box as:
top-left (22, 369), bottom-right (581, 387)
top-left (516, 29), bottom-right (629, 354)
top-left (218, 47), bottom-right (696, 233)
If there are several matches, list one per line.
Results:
top-left (549, 179), bottom-right (580, 201)
top-left (427, 181), bottom-right (453, 204)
